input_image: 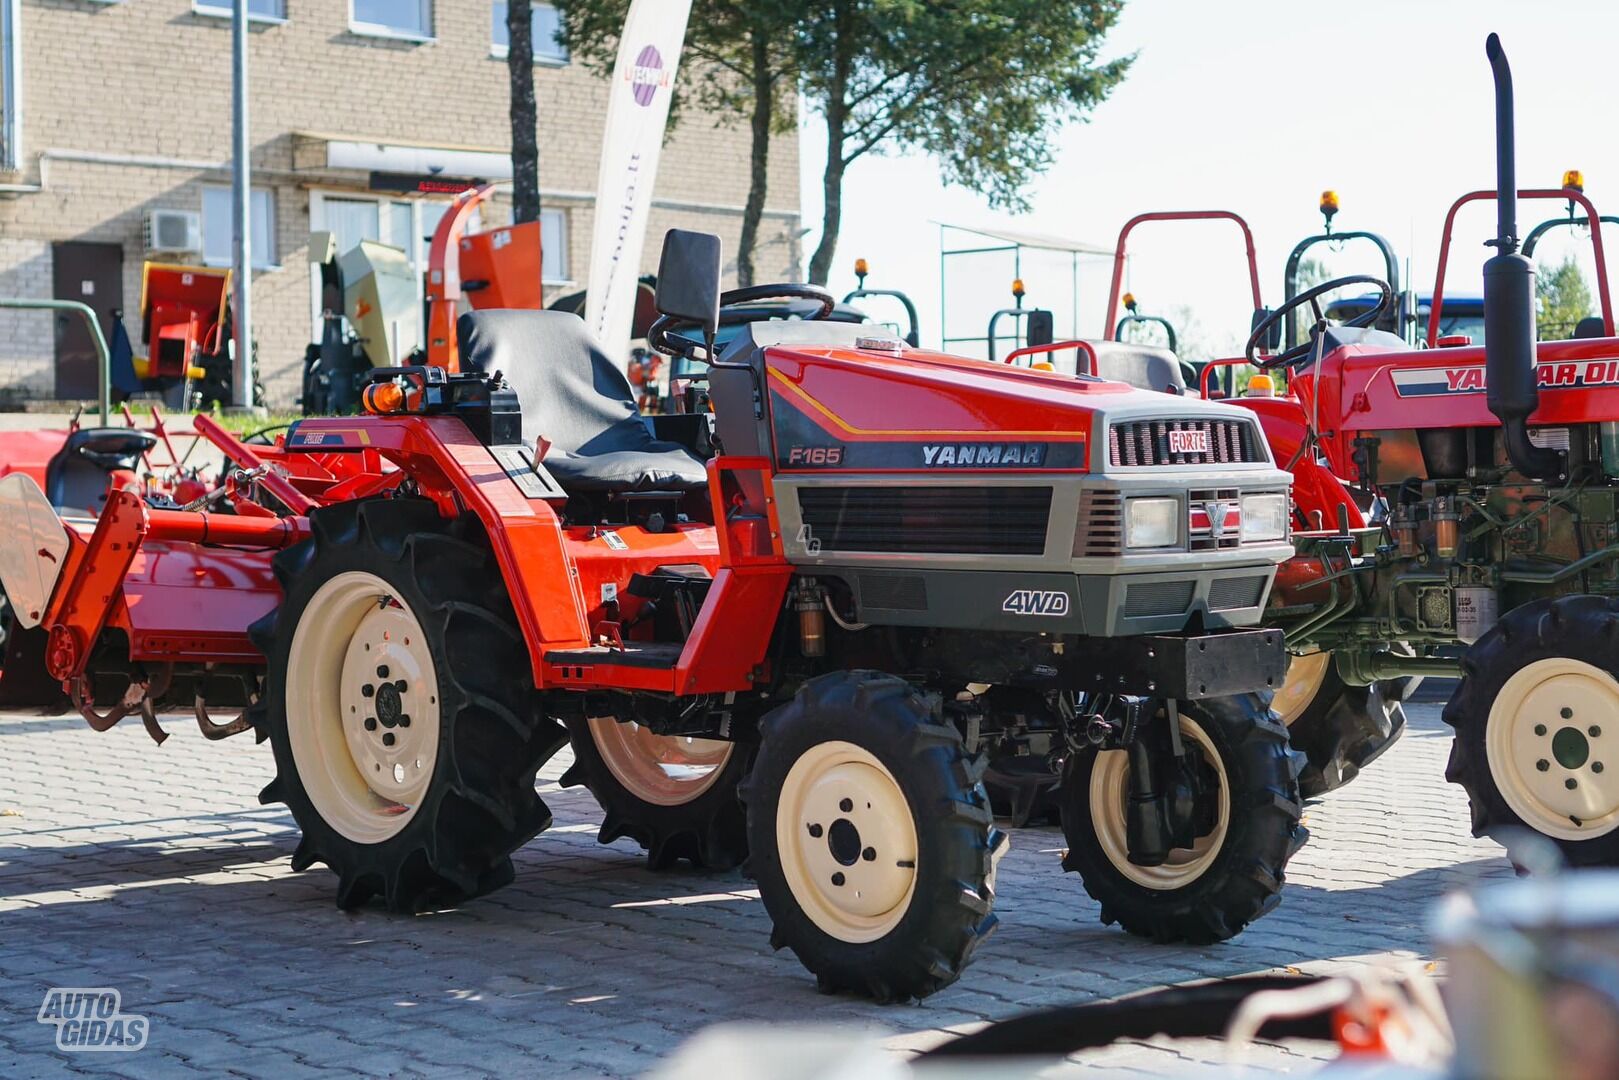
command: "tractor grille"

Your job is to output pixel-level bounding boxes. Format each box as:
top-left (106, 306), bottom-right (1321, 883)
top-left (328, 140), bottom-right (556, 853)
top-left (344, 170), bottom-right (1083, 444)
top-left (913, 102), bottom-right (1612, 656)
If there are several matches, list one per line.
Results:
top-left (796, 486), bottom-right (1052, 555)
top-left (1109, 418), bottom-right (1261, 467)
top-left (1209, 575), bottom-right (1267, 610)
top-left (1074, 488), bottom-right (1124, 557)
top-left (1122, 580), bottom-right (1195, 618)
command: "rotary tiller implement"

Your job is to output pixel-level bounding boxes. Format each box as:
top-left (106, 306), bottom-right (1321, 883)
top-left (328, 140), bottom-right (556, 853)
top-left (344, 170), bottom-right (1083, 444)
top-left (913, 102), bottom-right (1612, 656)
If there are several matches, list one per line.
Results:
top-left (1, 229), bottom-right (1306, 1001)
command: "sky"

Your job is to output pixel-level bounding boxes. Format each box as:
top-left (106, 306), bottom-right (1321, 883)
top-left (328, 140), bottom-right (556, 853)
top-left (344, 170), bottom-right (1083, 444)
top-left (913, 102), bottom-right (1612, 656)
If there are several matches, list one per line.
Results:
top-left (797, 0), bottom-right (1619, 358)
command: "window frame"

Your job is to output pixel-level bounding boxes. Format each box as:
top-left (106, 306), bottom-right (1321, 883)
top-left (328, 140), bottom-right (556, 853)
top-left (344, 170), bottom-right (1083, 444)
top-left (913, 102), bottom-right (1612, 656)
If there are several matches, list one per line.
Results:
top-left (191, 0), bottom-right (288, 25)
top-left (490, 1), bottom-right (568, 65)
top-left (201, 184), bottom-right (278, 270)
top-left (349, 0), bottom-right (435, 43)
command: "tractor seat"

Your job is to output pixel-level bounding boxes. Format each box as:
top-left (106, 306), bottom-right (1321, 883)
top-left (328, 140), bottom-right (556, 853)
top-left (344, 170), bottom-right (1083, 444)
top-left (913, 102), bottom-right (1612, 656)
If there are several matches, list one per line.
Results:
top-left (1089, 342), bottom-right (1187, 394)
top-left (44, 427), bottom-right (157, 513)
top-left (457, 309), bottom-right (707, 494)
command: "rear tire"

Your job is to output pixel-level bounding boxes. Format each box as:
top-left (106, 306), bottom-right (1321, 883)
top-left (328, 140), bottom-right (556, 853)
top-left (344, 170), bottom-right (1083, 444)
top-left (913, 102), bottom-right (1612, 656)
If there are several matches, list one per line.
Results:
top-left (1277, 651), bottom-right (1406, 798)
top-left (741, 672), bottom-right (1004, 1002)
top-left (252, 498), bottom-right (567, 912)
top-left (561, 717), bottom-right (749, 869)
top-left (1445, 595), bottom-right (1619, 866)
top-left (1060, 694), bottom-right (1304, 944)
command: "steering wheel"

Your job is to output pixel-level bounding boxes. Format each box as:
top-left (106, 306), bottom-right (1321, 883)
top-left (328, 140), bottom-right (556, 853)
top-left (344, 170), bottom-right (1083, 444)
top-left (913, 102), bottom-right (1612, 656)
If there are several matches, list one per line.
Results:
top-left (1247, 275), bottom-right (1393, 370)
top-left (647, 283), bottom-right (837, 359)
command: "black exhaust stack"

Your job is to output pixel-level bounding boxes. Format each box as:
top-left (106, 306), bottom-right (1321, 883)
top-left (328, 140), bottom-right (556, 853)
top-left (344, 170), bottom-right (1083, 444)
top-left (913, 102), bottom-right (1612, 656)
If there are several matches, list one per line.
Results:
top-left (1483, 33), bottom-right (1566, 482)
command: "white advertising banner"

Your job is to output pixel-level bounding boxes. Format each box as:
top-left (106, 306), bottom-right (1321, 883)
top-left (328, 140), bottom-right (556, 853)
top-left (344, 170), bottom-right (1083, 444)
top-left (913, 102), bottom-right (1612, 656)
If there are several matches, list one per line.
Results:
top-left (583, 0), bottom-right (693, 360)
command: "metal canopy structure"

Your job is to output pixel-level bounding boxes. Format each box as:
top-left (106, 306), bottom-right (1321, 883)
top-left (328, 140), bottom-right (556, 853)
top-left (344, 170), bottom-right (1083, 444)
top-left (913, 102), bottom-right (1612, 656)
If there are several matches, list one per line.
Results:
top-left (938, 222), bottom-right (1112, 360)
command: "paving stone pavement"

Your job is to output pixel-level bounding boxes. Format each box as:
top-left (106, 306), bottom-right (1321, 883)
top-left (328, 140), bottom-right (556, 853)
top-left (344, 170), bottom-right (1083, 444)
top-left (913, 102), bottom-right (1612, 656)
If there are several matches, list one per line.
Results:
top-left (0, 701), bottom-right (1509, 1078)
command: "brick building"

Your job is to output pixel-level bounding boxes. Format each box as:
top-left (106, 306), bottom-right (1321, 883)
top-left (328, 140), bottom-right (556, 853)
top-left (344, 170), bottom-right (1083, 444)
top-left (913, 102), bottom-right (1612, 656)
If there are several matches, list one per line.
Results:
top-left (0, 0), bottom-right (801, 407)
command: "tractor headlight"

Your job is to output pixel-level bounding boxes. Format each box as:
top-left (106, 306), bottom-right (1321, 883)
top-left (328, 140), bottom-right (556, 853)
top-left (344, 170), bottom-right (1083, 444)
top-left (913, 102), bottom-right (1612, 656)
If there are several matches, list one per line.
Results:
top-left (1241, 493), bottom-right (1289, 542)
top-left (1125, 497), bottom-right (1180, 549)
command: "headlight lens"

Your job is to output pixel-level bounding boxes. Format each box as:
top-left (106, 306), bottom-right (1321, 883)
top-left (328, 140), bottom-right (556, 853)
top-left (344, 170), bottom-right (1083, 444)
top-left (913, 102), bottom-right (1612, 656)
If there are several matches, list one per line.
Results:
top-left (1241, 493), bottom-right (1289, 542)
top-left (1125, 497), bottom-right (1180, 549)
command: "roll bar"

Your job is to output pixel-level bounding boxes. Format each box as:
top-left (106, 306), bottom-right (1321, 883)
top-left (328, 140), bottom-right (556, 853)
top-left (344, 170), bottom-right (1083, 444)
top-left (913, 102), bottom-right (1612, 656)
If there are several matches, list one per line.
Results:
top-left (0, 298), bottom-right (111, 425)
top-left (1428, 188), bottom-right (1615, 346)
top-left (1103, 211), bottom-right (1264, 340)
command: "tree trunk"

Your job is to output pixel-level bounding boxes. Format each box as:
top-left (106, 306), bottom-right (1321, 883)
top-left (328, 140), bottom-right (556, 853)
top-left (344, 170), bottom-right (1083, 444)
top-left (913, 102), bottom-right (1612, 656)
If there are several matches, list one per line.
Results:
top-left (807, 3), bottom-right (852, 286)
top-left (508, 0), bottom-right (541, 226)
top-left (736, 32), bottom-right (773, 288)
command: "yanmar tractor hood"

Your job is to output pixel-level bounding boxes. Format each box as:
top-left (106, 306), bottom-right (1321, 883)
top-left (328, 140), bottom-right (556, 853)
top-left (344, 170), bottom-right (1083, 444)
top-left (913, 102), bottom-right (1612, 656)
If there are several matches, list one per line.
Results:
top-left (715, 322), bottom-right (1271, 476)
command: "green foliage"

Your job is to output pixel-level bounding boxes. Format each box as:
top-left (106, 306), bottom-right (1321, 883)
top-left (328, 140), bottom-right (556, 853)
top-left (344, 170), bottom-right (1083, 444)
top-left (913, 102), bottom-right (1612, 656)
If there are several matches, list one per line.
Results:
top-left (1537, 254), bottom-right (1594, 339)
top-left (556, 0), bottom-right (1132, 286)
top-left (801, 0), bottom-right (1131, 282)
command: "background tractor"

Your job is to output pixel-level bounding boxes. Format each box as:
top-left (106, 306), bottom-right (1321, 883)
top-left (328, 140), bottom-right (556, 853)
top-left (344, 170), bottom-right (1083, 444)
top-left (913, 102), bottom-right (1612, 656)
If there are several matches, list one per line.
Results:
top-left (0, 227), bottom-right (1304, 1001)
top-left (1208, 35), bottom-right (1619, 864)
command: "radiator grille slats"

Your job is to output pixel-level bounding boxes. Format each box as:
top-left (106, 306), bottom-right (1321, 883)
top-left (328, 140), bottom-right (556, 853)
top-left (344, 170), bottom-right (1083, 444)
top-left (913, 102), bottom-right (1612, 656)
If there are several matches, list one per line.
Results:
top-left (797, 486), bottom-right (1052, 555)
top-left (1209, 575), bottom-right (1267, 610)
top-left (1123, 581), bottom-right (1195, 618)
top-left (1074, 488), bottom-right (1123, 557)
top-left (1108, 418), bottom-right (1261, 467)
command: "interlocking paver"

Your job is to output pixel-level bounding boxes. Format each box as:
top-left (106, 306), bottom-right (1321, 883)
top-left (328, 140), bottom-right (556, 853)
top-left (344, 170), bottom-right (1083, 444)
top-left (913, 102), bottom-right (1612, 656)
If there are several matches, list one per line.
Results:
top-left (0, 700), bottom-right (1507, 1077)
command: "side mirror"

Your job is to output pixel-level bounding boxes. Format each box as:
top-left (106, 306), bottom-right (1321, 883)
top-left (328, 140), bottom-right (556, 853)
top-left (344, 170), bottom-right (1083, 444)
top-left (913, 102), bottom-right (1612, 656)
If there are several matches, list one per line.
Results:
top-left (1026, 309), bottom-right (1055, 349)
top-left (654, 229), bottom-right (722, 343)
top-left (1250, 307), bottom-right (1281, 351)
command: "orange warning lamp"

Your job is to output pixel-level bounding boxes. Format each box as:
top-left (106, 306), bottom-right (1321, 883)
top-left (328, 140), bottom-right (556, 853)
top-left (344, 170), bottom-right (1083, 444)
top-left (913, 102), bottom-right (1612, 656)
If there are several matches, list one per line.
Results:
top-left (1122, 292), bottom-right (1138, 314)
top-left (1011, 278), bottom-right (1025, 299)
top-left (1246, 372), bottom-right (1276, 398)
top-left (1320, 190), bottom-right (1340, 234)
top-left (363, 382), bottom-right (406, 415)
top-left (853, 257), bottom-right (869, 287)
top-left (1563, 169), bottom-right (1585, 192)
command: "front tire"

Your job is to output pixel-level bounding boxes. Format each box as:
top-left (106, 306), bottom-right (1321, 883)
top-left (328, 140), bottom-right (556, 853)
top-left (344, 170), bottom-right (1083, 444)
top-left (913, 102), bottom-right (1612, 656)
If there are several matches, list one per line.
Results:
top-left (1446, 595), bottom-right (1619, 865)
top-left (561, 717), bottom-right (749, 869)
top-left (252, 498), bottom-right (568, 912)
top-left (1060, 694), bottom-right (1304, 944)
top-left (741, 672), bottom-right (1004, 1002)
top-left (1277, 650), bottom-right (1407, 798)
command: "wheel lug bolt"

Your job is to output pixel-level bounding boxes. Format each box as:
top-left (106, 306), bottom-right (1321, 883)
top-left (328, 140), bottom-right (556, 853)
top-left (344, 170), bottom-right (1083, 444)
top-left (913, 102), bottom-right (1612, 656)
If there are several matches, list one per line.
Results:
top-left (1592, 726), bottom-right (1604, 738)
top-left (361, 684), bottom-right (374, 698)
top-left (1534, 724), bottom-right (1548, 736)
top-left (398, 715), bottom-right (410, 728)
top-left (1537, 759), bottom-right (1550, 771)
top-left (830, 872), bottom-right (845, 887)
top-left (807, 823), bottom-right (823, 838)
top-left (862, 847), bottom-right (876, 862)
top-left (395, 679), bottom-right (408, 693)
top-left (364, 717), bottom-right (377, 731)
top-left (383, 732), bottom-right (396, 747)
top-left (1563, 708), bottom-right (1575, 719)
top-left (1596, 762), bottom-right (1606, 774)
top-left (839, 798), bottom-right (853, 813)
top-left (377, 664), bottom-right (390, 679)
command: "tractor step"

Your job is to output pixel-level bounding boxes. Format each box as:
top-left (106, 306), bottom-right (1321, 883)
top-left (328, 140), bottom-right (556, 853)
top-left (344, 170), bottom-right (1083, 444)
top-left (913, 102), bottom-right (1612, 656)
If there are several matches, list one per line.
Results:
top-left (545, 641), bottom-right (685, 670)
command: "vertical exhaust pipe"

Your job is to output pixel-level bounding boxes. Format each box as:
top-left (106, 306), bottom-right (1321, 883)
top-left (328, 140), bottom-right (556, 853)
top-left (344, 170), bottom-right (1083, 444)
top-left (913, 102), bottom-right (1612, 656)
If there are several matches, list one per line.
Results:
top-left (1483, 33), bottom-right (1566, 482)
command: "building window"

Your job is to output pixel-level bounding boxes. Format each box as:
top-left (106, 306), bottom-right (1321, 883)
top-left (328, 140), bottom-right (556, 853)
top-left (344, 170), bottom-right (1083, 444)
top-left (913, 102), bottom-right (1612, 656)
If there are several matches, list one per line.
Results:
top-left (202, 186), bottom-right (276, 268)
top-left (192, 0), bottom-right (287, 22)
top-left (491, 2), bottom-right (567, 63)
top-left (538, 207), bottom-right (567, 283)
top-left (351, 0), bottom-right (433, 41)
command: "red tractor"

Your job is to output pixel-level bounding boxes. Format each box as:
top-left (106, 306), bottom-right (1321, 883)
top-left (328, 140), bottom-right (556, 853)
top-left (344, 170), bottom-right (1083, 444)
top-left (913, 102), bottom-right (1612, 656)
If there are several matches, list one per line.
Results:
top-left (1, 227), bottom-right (1306, 999)
top-left (1201, 35), bottom-right (1619, 864)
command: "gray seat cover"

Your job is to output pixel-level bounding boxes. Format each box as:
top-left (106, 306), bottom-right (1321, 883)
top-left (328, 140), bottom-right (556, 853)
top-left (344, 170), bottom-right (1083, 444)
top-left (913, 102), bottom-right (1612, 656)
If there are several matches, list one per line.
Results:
top-left (457, 309), bottom-right (706, 493)
top-left (1089, 342), bottom-right (1186, 393)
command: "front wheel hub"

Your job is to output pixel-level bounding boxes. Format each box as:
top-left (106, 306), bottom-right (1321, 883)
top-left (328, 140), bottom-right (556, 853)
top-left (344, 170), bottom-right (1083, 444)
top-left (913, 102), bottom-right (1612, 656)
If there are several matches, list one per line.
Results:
top-left (777, 741), bottom-right (918, 943)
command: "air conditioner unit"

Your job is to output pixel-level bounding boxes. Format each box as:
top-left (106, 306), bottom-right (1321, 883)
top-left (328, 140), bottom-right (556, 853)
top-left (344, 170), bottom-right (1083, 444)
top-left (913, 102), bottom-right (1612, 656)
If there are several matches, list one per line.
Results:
top-left (145, 209), bottom-right (203, 254)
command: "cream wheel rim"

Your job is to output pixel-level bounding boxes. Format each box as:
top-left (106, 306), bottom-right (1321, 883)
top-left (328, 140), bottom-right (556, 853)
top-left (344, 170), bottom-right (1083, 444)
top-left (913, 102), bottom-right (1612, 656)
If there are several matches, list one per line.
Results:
top-left (1274, 651), bottom-right (1332, 726)
top-left (286, 571), bottom-right (441, 845)
top-left (1485, 657), bottom-right (1619, 841)
top-left (587, 716), bottom-right (733, 806)
top-left (1089, 716), bottom-right (1230, 890)
top-left (777, 741), bottom-right (918, 943)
